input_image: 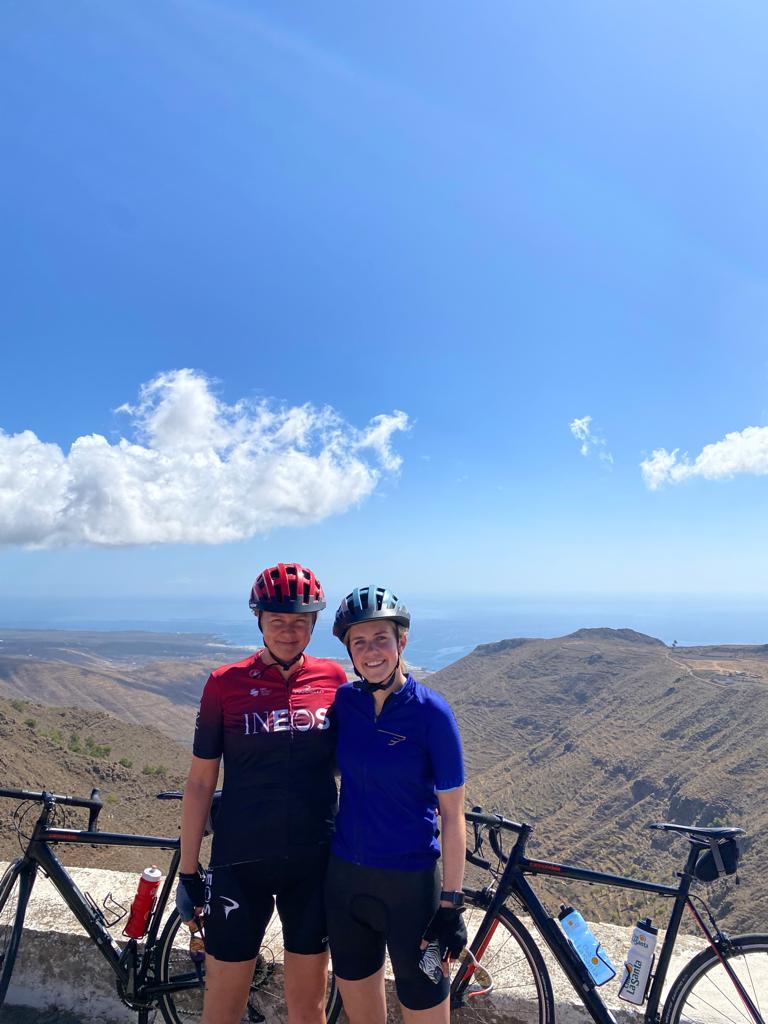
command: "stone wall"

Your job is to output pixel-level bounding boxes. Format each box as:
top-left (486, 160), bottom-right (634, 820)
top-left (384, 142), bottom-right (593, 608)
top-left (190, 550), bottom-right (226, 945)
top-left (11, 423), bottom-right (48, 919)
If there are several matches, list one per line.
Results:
top-left (1, 862), bottom-right (709, 1023)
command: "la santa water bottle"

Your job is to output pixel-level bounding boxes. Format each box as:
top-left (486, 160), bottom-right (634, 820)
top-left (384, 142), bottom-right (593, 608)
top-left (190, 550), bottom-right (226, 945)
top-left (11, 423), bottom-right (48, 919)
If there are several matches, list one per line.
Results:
top-left (619, 918), bottom-right (657, 1004)
top-left (558, 904), bottom-right (616, 986)
top-left (123, 866), bottom-right (162, 939)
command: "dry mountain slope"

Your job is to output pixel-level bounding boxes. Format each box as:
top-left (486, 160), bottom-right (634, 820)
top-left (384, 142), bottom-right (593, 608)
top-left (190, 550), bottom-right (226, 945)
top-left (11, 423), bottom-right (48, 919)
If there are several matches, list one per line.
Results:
top-left (429, 628), bottom-right (768, 933)
top-left (0, 694), bottom-right (202, 873)
top-left (1, 627), bottom-right (764, 933)
top-left (0, 630), bottom-right (230, 745)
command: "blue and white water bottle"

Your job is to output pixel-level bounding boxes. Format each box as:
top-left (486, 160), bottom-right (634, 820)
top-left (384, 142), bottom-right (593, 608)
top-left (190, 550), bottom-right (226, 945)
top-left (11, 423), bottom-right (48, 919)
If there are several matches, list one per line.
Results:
top-left (558, 904), bottom-right (616, 986)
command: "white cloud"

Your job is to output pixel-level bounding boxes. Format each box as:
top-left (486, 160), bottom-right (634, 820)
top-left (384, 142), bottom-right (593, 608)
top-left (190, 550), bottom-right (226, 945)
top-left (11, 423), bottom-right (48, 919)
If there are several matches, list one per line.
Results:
top-left (0, 369), bottom-right (410, 547)
top-left (641, 424), bottom-right (768, 490)
top-left (569, 415), bottom-right (613, 466)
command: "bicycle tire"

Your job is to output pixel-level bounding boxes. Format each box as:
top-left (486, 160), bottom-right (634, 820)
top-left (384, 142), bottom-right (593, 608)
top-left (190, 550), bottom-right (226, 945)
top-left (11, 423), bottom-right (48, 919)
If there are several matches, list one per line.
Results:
top-left (155, 908), bottom-right (342, 1024)
top-left (0, 860), bottom-right (34, 1008)
top-left (450, 901), bottom-right (554, 1024)
top-left (662, 932), bottom-right (768, 1024)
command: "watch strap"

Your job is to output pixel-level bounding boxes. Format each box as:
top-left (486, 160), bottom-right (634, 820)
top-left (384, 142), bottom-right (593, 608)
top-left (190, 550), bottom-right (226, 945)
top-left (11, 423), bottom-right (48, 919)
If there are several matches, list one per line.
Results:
top-left (440, 889), bottom-right (465, 907)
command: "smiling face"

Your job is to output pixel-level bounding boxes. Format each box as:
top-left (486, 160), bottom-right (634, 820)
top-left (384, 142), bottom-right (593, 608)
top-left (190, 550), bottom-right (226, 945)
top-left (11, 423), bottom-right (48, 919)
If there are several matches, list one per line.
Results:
top-left (346, 619), bottom-right (407, 685)
top-left (260, 612), bottom-right (314, 663)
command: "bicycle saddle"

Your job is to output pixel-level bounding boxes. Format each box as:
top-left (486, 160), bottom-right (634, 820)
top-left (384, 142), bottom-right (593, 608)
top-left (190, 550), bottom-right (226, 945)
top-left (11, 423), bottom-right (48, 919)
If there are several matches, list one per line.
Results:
top-left (649, 822), bottom-right (744, 841)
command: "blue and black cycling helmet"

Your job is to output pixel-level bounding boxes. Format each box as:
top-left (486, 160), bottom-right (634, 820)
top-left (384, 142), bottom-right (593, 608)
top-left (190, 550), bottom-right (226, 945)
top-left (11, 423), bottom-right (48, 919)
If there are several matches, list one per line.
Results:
top-left (332, 586), bottom-right (411, 642)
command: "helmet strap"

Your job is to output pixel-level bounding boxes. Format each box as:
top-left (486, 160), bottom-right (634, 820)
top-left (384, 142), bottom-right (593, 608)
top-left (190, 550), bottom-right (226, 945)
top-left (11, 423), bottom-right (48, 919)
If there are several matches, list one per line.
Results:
top-left (263, 645), bottom-right (304, 672)
top-left (350, 654), bottom-right (402, 695)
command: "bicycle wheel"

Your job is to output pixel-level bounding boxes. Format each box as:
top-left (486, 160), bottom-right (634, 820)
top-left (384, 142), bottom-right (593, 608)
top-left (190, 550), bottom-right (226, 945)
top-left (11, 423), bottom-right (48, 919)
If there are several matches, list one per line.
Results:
top-left (155, 908), bottom-right (342, 1024)
top-left (662, 933), bottom-right (768, 1024)
top-left (0, 860), bottom-right (35, 1007)
top-left (450, 902), bottom-right (554, 1024)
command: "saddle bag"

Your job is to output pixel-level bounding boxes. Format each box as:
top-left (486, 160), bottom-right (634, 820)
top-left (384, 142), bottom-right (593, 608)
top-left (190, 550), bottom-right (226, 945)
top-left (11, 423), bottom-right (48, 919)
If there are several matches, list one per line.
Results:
top-left (694, 837), bottom-right (740, 882)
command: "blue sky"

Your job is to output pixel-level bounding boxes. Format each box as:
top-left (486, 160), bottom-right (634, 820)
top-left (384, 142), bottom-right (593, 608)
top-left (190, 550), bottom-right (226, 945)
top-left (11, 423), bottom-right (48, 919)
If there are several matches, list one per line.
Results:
top-left (2, 1), bottom-right (768, 629)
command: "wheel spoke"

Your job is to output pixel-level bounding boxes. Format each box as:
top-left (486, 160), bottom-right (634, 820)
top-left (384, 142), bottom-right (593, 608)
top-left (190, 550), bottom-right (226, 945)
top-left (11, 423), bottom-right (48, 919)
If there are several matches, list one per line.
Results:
top-left (667, 937), bottom-right (768, 1024)
top-left (450, 904), bottom-right (553, 1024)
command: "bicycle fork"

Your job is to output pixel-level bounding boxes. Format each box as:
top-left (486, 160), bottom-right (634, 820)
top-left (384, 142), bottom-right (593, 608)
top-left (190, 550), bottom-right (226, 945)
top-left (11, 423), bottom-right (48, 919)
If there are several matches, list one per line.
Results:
top-left (450, 890), bottom-right (501, 1007)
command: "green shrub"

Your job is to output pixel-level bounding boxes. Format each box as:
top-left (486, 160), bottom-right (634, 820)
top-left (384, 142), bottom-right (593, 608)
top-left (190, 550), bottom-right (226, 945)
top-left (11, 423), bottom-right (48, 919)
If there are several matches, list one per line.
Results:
top-left (119, 757), bottom-right (133, 769)
top-left (68, 732), bottom-right (82, 753)
top-left (142, 764), bottom-right (167, 778)
top-left (84, 735), bottom-right (111, 758)
top-left (10, 699), bottom-right (25, 712)
top-left (24, 718), bottom-right (37, 729)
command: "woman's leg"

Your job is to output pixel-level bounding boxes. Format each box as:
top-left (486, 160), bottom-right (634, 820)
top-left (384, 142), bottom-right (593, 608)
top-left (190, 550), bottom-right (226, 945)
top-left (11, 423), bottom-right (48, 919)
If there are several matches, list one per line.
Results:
top-left (284, 950), bottom-right (330, 1024)
top-left (202, 862), bottom-right (275, 1023)
top-left (201, 953), bottom-right (258, 1024)
top-left (277, 848), bottom-right (333, 1024)
top-left (388, 864), bottom-right (449, 1024)
top-left (399, 996), bottom-right (449, 1024)
top-left (336, 967), bottom-right (387, 1024)
top-left (326, 858), bottom-right (389, 1024)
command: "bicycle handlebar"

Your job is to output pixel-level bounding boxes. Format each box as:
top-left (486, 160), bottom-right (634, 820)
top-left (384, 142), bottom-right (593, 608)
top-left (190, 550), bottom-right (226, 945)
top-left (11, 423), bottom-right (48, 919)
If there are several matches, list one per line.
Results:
top-left (465, 808), bottom-right (524, 832)
top-left (0, 786), bottom-right (103, 831)
top-left (465, 808), bottom-right (528, 866)
top-left (0, 786), bottom-right (102, 810)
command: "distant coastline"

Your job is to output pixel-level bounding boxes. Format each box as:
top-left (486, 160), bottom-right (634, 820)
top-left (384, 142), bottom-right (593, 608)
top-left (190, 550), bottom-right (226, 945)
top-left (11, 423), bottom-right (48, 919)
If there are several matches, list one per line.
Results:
top-left (2, 591), bottom-right (767, 670)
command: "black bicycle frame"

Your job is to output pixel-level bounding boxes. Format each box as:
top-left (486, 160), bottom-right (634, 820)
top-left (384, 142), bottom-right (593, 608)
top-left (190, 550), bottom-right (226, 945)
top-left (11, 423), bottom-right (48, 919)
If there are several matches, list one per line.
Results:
top-left (457, 824), bottom-right (736, 1024)
top-left (13, 817), bottom-right (186, 1003)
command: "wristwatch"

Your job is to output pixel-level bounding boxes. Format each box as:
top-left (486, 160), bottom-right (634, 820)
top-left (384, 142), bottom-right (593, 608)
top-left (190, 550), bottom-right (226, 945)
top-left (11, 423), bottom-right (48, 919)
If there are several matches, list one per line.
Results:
top-left (440, 890), bottom-right (465, 907)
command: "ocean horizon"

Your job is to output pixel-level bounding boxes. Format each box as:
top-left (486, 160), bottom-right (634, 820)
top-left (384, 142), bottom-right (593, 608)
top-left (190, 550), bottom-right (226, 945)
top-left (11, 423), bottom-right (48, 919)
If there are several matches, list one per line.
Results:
top-left (1, 595), bottom-right (766, 671)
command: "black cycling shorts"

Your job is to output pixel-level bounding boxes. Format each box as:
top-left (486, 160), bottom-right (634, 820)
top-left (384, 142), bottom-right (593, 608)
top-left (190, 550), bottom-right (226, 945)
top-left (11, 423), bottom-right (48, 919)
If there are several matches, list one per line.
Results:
top-left (325, 855), bottom-right (448, 1010)
top-left (203, 847), bottom-right (329, 962)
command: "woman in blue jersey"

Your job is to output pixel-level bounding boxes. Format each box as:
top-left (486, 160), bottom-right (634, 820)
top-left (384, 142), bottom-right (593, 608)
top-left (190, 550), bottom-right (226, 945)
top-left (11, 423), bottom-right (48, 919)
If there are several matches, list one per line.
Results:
top-left (176, 562), bottom-right (346, 1024)
top-left (326, 586), bottom-right (466, 1024)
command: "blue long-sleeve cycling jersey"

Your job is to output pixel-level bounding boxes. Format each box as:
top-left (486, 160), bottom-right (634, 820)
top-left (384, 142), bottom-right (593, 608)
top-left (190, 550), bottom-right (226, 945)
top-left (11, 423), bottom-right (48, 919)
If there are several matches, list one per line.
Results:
top-left (331, 675), bottom-right (465, 870)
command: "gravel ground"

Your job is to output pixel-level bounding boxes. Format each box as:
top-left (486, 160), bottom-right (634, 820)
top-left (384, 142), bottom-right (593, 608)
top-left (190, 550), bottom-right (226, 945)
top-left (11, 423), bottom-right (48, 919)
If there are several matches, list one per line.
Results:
top-left (0, 1010), bottom-right (88, 1024)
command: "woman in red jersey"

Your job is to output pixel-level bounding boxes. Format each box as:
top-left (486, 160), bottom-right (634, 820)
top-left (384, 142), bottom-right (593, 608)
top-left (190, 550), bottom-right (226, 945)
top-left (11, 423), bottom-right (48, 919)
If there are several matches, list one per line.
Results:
top-left (177, 562), bottom-right (346, 1024)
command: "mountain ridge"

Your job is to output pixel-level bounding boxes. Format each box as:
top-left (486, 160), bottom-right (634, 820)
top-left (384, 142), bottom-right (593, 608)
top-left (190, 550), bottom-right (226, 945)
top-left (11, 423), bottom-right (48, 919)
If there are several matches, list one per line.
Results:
top-left (0, 626), bottom-right (764, 931)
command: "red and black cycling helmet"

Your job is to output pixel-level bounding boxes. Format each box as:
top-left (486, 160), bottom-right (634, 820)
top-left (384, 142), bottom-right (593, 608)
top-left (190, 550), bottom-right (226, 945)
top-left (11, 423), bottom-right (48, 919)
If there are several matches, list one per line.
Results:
top-left (249, 562), bottom-right (326, 615)
top-left (333, 585), bottom-right (410, 642)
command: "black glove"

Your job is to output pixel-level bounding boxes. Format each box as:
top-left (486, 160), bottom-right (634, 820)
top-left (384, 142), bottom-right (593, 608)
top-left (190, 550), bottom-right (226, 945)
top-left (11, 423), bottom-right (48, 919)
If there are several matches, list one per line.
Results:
top-left (422, 906), bottom-right (467, 960)
top-left (176, 866), bottom-right (206, 923)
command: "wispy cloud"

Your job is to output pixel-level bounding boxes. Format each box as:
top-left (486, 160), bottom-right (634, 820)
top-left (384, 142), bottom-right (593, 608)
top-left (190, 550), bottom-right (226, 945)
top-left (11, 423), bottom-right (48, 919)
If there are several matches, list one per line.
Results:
top-left (641, 424), bottom-right (768, 490)
top-left (0, 370), bottom-right (409, 547)
top-left (569, 415), bottom-right (613, 466)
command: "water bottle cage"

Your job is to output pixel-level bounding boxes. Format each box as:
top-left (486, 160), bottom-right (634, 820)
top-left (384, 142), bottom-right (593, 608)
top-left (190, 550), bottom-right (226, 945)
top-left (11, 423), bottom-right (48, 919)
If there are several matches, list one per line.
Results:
top-left (618, 952), bottom-right (656, 1003)
top-left (84, 889), bottom-right (128, 928)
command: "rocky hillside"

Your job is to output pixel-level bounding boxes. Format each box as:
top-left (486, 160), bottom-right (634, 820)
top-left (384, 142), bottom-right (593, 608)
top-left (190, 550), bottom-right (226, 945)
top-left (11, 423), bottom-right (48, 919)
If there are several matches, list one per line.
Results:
top-left (0, 695), bottom-right (203, 873)
top-left (1, 626), bottom-right (764, 933)
top-left (0, 629), bottom-right (237, 745)
top-left (428, 628), bottom-right (767, 933)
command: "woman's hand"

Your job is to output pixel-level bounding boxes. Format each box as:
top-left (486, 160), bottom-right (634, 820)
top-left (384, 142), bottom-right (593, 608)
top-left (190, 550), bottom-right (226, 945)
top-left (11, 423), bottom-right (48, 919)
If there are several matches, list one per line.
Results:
top-left (176, 865), bottom-right (206, 923)
top-left (422, 905), bottom-right (467, 959)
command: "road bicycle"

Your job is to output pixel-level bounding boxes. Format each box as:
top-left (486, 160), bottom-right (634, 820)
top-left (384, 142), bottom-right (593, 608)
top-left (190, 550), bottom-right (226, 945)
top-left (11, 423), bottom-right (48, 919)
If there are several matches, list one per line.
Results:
top-left (449, 808), bottom-right (765, 1024)
top-left (3, 787), bottom-right (763, 1024)
top-left (0, 786), bottom-right (341, 1024)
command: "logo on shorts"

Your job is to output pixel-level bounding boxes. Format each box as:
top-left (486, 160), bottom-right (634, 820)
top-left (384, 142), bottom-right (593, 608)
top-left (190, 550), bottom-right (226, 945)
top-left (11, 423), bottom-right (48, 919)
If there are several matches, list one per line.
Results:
top-left (219, 896), bottom-right (240, 919)
top-left (378, 729), bottom-right (406, 746)
top-left (203, 870), bottom-right (213, 917)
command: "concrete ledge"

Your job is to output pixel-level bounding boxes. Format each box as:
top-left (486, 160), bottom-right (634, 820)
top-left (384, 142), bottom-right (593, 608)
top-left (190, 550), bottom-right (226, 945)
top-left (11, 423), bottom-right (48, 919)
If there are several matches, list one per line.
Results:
top-left (1, 862), bottom-right (710, 1023)
top-left (1, 863), bottom-right (154, 1023)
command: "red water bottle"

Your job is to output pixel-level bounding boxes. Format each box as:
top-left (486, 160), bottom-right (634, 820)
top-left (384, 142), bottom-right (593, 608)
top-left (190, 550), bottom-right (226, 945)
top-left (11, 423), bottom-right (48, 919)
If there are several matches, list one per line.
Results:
top-left (123, 866), bottom-right (162, 939)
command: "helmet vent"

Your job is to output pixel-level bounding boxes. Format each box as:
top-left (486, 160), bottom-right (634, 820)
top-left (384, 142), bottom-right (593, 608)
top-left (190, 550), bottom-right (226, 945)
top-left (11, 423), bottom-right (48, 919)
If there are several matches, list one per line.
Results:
top-left (250, 563), bottom-right (326, 614)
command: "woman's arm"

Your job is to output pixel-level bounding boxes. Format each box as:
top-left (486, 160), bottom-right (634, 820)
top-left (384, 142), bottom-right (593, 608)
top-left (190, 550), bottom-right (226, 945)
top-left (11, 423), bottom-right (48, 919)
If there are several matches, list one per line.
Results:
top-left (180, 754), bottom-right (220, 874)
top-left (437, 784), bottom-right (466, 899)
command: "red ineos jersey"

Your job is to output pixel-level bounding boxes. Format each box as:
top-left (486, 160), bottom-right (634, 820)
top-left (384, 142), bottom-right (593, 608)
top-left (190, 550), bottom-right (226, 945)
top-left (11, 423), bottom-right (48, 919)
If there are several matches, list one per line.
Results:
top-left (194, 652), bottom-right (346, 866)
